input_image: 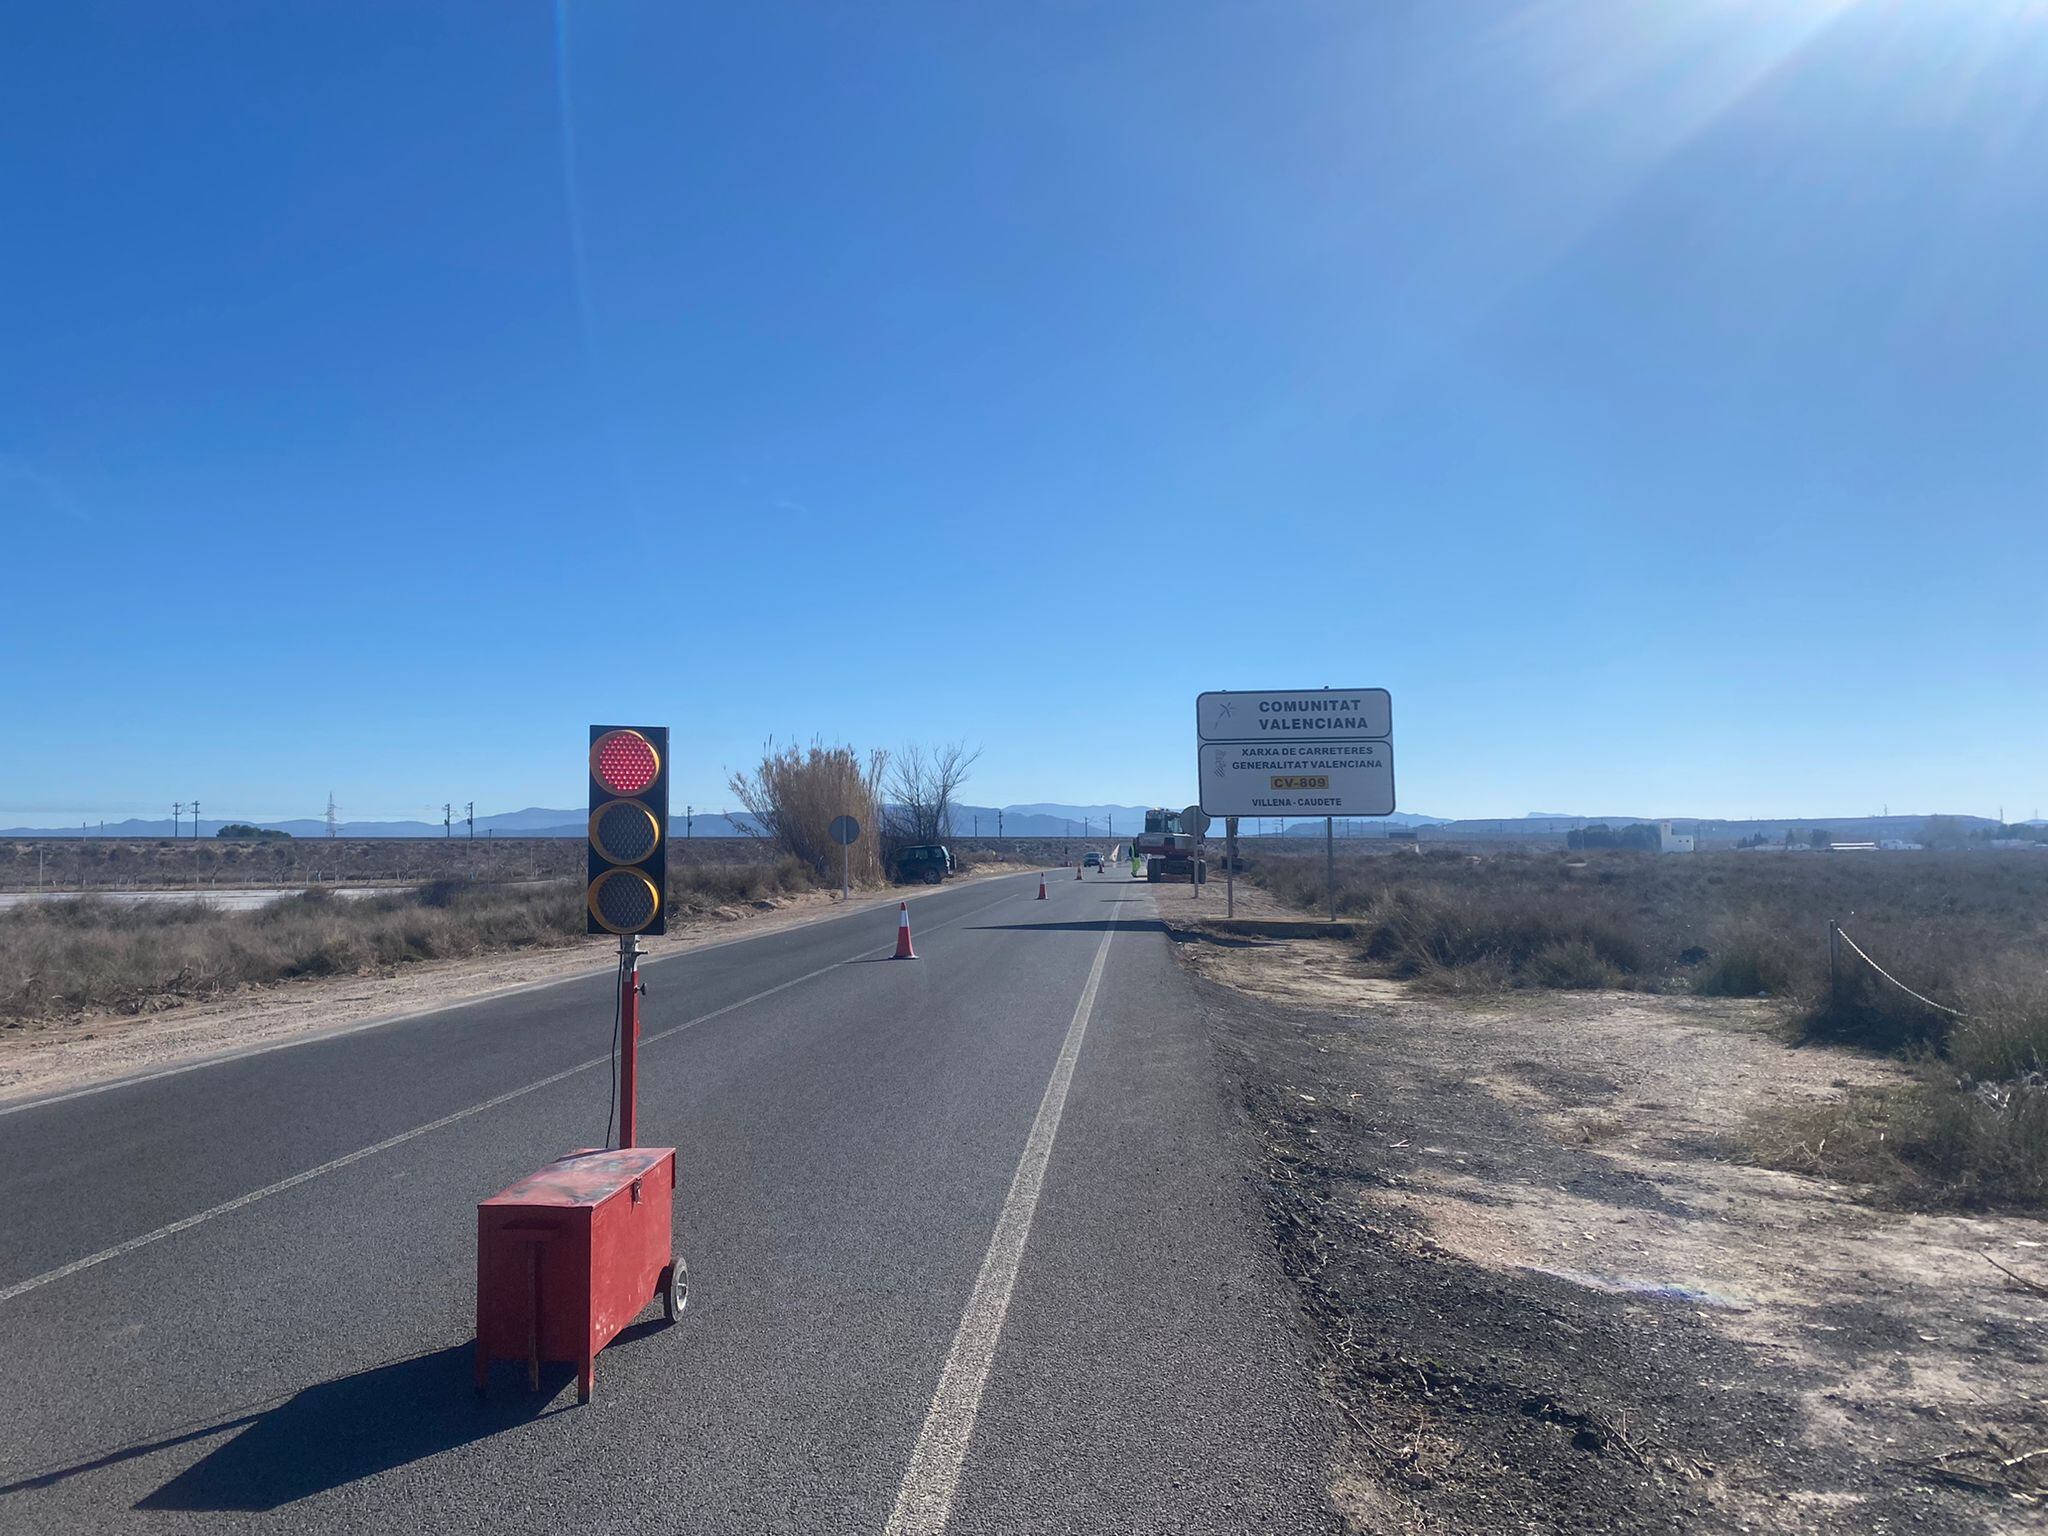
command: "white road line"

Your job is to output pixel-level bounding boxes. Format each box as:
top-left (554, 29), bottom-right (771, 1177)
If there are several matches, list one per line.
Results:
top-left (0, 882), bottom-right (1034, 1307)
top-left (0, 873), bottom-right (1038, 1118)
top-left (884, 908), bottom-right (1119, 1536)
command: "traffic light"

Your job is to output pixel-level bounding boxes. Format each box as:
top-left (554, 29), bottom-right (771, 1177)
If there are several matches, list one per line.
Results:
top-left (587, 725), bottom-right (669, 936)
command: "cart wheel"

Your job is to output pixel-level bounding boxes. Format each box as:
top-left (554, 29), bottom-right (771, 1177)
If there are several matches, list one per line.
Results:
top-left (661, 1256), bottom-right (690, 1323)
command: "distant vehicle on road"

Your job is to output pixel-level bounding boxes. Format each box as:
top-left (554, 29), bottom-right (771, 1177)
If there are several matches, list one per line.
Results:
top-left (893, 844), bottom-right (954, 883)
top-left (1082, 851), bottom-right (1103, 869)
top-left (1135, 808), bottom-right (1206, 883)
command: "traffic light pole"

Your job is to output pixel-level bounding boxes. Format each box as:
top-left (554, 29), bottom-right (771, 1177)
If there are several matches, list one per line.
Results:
top-left (618, 933), bottom-right (644, 1148)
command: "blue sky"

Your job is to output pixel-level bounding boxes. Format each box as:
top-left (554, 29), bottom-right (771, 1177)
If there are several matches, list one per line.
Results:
top-left (4, 0), bottom-right (2044, 826)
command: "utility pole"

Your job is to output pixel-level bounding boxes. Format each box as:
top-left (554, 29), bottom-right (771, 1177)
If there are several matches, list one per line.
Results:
top-left (173, 802), bottom-right (182, 840)
top-left (191, 799), bottom-right (200, 839)
top-left (444, 803), bottom-right (453, 838)
top-left (326, 792), bottom-right (339, 838)
top-left (997, 809), bottom-right (1004, 840)
top-left (685, 805), bottom-right (693, 839)
top-left (466, 802), bottom-right (475, 839)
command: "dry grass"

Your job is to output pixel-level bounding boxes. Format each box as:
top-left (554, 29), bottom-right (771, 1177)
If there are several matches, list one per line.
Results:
top-left (726, 740), bottom-right (887, 883)
top-left (1, 834), bottom-right (789, 892)
top-left (1242, 846), bottom-right (2046, 1016)
top-left (1742, 1072), bottom-right (2048, 1211)
top-left (0, 861), bottom-right (825, 1023)
top-left (1242, 846), bottom-right (2048, 1210)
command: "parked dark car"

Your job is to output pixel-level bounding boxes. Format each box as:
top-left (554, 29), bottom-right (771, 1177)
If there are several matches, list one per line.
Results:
top-left (1081, 851), bottom-right (1103, 868)
top-left (894, 844), bottom-right (954, 883)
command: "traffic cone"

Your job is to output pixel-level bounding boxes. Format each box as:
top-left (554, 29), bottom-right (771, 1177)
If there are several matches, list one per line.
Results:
top-left (1075, 863), bottom-right (1083, 879)
top-left (1037, 875), bottom-right (1048, 900)
top-left (893, 901), bottom-right (917, 960)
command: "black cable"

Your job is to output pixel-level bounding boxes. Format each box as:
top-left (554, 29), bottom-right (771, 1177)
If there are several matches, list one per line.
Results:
top-left (604, 948), bottom-right (624, 1149)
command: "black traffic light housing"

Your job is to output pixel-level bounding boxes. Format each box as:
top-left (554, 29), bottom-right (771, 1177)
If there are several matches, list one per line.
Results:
top-left (587, 725), bottom-right (669, 936)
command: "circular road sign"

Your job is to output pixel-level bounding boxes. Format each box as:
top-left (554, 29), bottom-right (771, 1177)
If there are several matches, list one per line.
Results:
top-left (1182, 804), bottom-right (1212, 838)
top-left (829, 815), bottom-right (862, 847)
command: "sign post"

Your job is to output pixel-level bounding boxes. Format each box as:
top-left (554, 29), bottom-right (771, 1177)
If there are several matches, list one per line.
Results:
top-left (1182, 804), bottom-right (1210, 900)
top-left (1326, 817), bottom-right (1336, 923)
top-left (1225, 815), bottom-right (1238, 918)
top-left (829, 814), bottom-right (862, 902)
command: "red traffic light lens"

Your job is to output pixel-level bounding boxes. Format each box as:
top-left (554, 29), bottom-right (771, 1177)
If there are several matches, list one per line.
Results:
top-left (587, 868), bottom-right (661, 934)
top-left (592, 729), bottom-right (660, 795)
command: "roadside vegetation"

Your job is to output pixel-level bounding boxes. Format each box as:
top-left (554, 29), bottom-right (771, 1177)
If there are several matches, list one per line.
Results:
top-left (726, 736), bottom-right (991, 885)
top-left (0, 834), bottom-right (770, 891)
top-left (0, 860), bottom-right (829, 1024)
top-left (1239, 847), bottom-right (2048, 1208)
top-left (727, 739), bottom-right (889, 884)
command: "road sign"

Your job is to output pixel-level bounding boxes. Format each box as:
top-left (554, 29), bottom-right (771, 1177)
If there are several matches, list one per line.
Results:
top-left (587, 725), bottom-right (670, 936)
top-left (1198, 740), bottom-right (1395, 818)
top-left (1181, 805), bottom-right (1211, 838)
top-left (829, 815), bottom-right (862, 846)
top-left (1196, 689), bottom-right (1391, 743)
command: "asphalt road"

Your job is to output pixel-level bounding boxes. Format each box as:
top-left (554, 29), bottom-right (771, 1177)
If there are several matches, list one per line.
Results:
top-left (0, 870), bottom-right (1334, 1534)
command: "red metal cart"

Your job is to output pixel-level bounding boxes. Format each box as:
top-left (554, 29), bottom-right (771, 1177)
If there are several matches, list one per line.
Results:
top-left (475, 1146), bottom-right (684, 1402)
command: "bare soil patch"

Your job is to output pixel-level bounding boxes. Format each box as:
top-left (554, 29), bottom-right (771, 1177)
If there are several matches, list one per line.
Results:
top-left (1154, 884), bottom-right (2048, 1533)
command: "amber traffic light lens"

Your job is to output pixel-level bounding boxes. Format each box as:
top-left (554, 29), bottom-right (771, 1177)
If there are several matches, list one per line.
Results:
top-left (587, 868), bottom-right (661, 934)
top-left (591, 729), bottom-right (660, 795)
top-left (590, 799), bottom-right (661, 864)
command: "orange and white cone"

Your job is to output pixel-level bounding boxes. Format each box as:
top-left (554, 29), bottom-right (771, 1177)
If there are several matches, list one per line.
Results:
top-left (1075, 863), bottom-right (1083, 879)
top-left (1037, 875), bottom-right (1048, 900)
top-left (893, 901), bottom-right (917, 960)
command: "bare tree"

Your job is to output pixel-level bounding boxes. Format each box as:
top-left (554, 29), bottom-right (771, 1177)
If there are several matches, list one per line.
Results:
top-left (887, 741), bottom-right (982, 846)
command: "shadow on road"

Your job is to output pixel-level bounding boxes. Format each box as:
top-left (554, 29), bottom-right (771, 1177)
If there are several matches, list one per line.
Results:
top-left (133, 1343), bottom-right (560, 1511)
top-left (965, 919), bottom-right (1167, 935)
top-left (125, 1325), bottom-right (665, 1513)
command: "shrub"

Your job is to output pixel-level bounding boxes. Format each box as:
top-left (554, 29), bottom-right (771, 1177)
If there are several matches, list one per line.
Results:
top-left (727, 740), bottom-right (887, 883)
top-left (0, 880), bottom-right (592, 1020)
top-left (1744, 1072), bottom-right (2048, 1211)
top-left (1240, 847), bottom-right (2047, 1018)
top-left (1691, 918), bottom-right (1810, 998)
top-left (1951, 955), bottom-right (2048, 1082)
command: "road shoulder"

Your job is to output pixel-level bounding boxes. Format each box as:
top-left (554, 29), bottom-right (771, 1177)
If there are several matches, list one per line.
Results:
top-left (944, 877), bottom-right (1343, 1533)
top-left (1151, 879), bottom-right (2048, 1533)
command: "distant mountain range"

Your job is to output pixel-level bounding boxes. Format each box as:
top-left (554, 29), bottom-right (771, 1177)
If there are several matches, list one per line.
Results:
top-left (5, 807), bottom-right (2017, 845)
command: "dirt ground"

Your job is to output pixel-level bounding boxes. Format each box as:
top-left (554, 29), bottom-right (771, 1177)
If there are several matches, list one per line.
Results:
top-left (1146, 878), bottom-right (2048, 1534)
top-left (0, 867), bottom-right (1038, 1104)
